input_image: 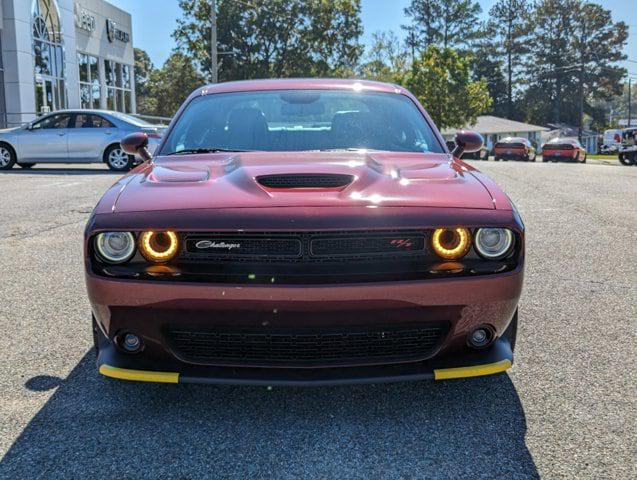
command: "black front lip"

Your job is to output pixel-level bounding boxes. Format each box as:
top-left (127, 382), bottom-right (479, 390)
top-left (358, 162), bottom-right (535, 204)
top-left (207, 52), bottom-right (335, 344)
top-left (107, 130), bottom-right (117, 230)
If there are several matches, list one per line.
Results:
top-left (96, 336), bottom-right (514, 386)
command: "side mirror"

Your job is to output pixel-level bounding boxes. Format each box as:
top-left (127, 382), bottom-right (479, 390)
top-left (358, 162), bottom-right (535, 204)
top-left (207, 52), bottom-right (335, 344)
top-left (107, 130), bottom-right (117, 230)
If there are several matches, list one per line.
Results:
top-left (452, 130), bottom-right (483, 158)
top-left (121, 132), bottom-right (152, 161)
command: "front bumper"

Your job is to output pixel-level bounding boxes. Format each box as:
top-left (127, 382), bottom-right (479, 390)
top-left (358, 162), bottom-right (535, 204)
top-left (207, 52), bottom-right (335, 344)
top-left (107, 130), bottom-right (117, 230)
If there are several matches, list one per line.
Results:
top-left (96, 337), bottom-right (514, 386)
top-left (88, 268), bottom-right (522, 385)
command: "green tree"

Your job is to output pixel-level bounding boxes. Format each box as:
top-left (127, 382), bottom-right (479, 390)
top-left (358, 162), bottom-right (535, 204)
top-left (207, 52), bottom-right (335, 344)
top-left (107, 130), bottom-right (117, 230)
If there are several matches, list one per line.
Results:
top-left (571, 2), bottom-right (628, 126)
top-left (521, 0), bottom-right (627, 126)
top-left (486, 0), bottom-right (531, 118)
top-left (402, 0), bottom-right (482, 51)
top-left (133, 48), bottom-right (154, 114)
top-left (358, 31), bottom-right (409, 83)
top-left (405, 45), bottom-right (492, 129)
top-left (173, 0), bottom-right (363, 82)
top-left (471, 45), bottom-right (508, 117)
top-left (142, 53), bottom-right (206, 117)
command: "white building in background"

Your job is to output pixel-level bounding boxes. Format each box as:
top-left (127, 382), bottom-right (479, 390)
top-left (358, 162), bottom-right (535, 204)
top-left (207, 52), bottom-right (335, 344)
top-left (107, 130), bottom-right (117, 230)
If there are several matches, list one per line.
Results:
top-left (0, 0), bottom-right (135, 127)
top-left (441, 115), bottom-right (549, 151)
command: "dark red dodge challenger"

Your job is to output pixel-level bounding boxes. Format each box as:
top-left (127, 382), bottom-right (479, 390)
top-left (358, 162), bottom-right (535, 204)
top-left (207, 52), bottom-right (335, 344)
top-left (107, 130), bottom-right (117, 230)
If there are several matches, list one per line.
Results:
top-left (85, 79), bottom-right (524, 385)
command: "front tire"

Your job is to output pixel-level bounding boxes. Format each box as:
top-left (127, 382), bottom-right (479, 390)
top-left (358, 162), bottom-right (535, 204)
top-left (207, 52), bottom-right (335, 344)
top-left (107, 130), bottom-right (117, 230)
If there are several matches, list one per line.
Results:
top-left (105, 144), bottom-right (133, 172)
top-left (619, 153), bottom-right (634, 166)
top-left (0, 143), bottom-right (16, 170)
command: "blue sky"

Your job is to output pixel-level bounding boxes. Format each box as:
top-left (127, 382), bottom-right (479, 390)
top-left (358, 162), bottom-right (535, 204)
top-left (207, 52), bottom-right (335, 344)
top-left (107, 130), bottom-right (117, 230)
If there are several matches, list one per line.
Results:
top-left (109, 0), bottom-right (636, 74)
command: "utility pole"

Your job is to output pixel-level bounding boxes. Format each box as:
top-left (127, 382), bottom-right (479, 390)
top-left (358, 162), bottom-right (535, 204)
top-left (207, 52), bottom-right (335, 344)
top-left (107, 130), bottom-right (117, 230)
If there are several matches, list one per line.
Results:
top-left (210, 0), bottom-right (218, 83)
top-left (578, 62), bottom-right (584, 142)
top-left (628, 77), bottom-right (632, 127)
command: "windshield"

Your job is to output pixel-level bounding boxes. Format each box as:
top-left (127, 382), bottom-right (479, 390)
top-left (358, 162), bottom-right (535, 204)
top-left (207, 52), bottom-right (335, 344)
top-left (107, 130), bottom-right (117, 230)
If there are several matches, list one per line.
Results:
top-left (160, 90), bottom-right (444, 155)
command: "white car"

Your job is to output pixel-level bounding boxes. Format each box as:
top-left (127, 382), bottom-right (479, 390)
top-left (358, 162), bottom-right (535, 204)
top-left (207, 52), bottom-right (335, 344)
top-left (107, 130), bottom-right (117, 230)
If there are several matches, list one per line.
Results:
top-left (600, 129), bottom-right (621, 154)
top-left (0, 110), bottom-right (166, 171)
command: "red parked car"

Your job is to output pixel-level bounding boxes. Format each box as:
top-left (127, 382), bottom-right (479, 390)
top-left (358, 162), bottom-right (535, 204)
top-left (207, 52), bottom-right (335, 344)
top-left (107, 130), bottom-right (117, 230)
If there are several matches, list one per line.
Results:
top-left (85, 79), bottom-right (524, 385)
top-left (541, 138), bottom-right (587, 163)
top-left (492, 137), bottom-right (536, 162)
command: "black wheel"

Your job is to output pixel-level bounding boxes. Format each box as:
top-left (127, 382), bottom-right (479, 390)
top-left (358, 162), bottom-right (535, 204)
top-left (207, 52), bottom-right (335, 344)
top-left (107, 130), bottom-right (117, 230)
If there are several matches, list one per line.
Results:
top-left (18, 163), bottom-right (36, 169)
top-left (494, 156), bottom-right (500, 161)
top-left (619, 153), bottom-right (634, 166)
top-left (503, 309), bottom-right (518, 353)
top-left (104, 144), bottom-right (134, 171)
top-left (542, 156), bottom-right (549, 162)
top-left (0, 143), bottom-right (16, 170)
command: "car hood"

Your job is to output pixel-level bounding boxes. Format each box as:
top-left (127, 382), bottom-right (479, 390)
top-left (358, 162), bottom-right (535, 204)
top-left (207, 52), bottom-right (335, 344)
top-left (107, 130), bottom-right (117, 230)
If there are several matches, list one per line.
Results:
top-left (99, 151), bottom-right (500, 214)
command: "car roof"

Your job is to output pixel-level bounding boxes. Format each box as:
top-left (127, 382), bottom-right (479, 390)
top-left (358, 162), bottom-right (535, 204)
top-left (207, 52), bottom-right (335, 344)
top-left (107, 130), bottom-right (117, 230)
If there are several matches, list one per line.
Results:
top-left (46, 109), bottom-right (121, 116)
top-left (498, 136), bottom-right (528, 142)
top-left (198, 78), bottom-right (406, 96)
top-left (546, 137), bottom-right (579, 144)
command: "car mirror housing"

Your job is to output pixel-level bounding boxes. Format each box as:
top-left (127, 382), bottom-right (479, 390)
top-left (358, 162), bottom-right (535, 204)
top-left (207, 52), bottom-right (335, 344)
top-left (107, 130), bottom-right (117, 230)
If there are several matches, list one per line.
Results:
top-left (121, 132), bottom-right (152, 161)
top-left (452, 130), bottom-right (483, 157)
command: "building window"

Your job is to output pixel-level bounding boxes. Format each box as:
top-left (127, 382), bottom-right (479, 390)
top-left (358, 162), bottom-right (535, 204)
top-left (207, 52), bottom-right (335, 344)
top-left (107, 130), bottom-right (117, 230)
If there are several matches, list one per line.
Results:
top-left (78, 53), bottom-right (100, 109)
top-left (105, 60), bottom-right (132, 113)
top-left (32, 0), bottom-right (66, 114)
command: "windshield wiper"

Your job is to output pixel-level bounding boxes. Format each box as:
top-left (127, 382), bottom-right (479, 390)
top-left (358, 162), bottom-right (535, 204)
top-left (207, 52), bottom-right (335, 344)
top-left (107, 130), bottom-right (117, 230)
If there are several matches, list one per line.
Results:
top-left (165, 148), bottom-right (251, 155)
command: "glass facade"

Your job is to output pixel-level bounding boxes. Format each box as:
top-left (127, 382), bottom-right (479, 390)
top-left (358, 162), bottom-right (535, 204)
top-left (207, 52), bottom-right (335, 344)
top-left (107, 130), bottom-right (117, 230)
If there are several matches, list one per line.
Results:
top-left (32, 0), bottom-right (66, 114)
top-left (104, 60), bottom-right (133, 113)
top-left (78, 53), bottom-right (100, 109)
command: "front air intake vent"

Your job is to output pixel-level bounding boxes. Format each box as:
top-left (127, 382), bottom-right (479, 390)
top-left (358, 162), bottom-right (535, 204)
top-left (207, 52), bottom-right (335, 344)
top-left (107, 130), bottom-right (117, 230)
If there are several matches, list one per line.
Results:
top-left (257, 174), bottom-right (354, 189)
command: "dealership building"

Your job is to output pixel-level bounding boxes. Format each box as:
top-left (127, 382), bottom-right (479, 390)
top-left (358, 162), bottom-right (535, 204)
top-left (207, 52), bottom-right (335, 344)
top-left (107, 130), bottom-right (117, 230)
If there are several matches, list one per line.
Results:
top-left (0, 0), bottom-right (135, 127)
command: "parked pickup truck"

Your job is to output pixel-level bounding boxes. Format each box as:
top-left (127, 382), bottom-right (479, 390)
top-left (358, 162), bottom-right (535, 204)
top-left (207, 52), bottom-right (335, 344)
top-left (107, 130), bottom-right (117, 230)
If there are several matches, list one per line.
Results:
top-left (618, 127), bottom-right (637, 166)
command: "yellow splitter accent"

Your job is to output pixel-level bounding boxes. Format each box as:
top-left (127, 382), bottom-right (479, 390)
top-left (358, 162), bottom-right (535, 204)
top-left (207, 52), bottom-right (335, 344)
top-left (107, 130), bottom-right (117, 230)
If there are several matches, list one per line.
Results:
top-left (99, 364), bottom-right (179, 383)
top-left (434, 359), bottom-right (511, 380)
top-left (99, 360), bottom-right (511, 383)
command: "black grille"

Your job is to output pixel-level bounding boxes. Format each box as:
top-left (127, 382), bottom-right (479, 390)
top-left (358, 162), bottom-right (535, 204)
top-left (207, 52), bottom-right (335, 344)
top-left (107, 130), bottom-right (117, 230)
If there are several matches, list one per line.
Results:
top-left (311, 235), bottom-right (424, 256)
top-left (166, 325), bottom-right (447, 366)
top-left (185, 236), bottom-right (301, 257)
top-left (257, 174), bottom-right (353, 189)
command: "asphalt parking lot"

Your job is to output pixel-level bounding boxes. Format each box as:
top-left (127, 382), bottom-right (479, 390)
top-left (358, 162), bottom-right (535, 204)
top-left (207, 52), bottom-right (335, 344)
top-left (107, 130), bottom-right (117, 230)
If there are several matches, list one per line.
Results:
top-left (0, 159), bottom-right (635, 479)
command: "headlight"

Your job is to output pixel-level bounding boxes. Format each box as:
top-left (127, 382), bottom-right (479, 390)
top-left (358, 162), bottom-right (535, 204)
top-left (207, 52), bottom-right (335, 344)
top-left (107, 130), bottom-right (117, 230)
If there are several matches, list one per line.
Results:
top-left (95, 232), bottom-right (136, 264)
top-left (474, 228), bottom-right (514, 259)
top-left (139, 231), bottom-right (179, 263)
top-left (431, 228), bottom-right (471, 260)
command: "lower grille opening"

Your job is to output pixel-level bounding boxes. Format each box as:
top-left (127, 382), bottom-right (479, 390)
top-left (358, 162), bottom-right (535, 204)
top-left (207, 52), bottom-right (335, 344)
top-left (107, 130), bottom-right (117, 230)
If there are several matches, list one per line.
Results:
top-left (166, 325), bottom-right (448, 367)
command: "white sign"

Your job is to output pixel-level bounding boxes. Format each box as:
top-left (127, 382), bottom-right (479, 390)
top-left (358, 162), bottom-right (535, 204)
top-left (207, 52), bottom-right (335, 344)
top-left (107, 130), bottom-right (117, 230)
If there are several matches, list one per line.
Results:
top-left (75, 4), bottom-right (96, 33)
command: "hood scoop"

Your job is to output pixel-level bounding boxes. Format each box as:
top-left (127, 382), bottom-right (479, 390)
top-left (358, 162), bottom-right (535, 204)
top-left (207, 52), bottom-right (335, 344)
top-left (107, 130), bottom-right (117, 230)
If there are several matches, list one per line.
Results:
top-left (256, 173), bottom-right (354, 189)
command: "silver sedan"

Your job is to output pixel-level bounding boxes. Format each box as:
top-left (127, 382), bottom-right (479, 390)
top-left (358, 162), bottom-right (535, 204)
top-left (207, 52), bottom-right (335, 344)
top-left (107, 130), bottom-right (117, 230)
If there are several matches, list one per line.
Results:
top-left (0, 110), bottom-right (166, 171)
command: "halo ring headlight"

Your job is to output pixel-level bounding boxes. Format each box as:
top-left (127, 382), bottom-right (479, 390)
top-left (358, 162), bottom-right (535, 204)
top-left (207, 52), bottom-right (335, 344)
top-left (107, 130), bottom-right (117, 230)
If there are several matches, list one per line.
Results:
top-left (139, 231), bottom-right (180, 263)
top-left (431, 228), bottom-right (471, 260)
top-left (95, 232), bottom-right (136, 264)
top-left (474, 228), bottom-right (514, 259)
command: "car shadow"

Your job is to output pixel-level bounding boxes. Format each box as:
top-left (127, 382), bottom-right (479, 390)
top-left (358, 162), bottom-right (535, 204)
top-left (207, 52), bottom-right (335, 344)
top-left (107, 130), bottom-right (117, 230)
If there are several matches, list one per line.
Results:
top-left (0, 350), bottom-right (539, 479)
top-left (0, 167), bottom-right (119, 175)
